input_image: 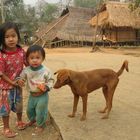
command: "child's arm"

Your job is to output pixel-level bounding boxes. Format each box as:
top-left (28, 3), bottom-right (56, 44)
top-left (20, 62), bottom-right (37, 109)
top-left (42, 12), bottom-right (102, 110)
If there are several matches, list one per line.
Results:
top-left (37, 69), bottom-right (54, 92)
top-left (45, 72), bottom-right (54, 91)
top-left (41, 70), bottom-right (54, 92)
top-left (17, 69), bottom-right (27, 87)
top-left (1, 73), bottom-right (17, 86)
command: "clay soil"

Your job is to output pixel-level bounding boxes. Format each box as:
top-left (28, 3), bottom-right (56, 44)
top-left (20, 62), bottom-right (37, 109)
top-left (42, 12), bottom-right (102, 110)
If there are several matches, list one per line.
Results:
top-left (0, 47), bottom-right (140, 140)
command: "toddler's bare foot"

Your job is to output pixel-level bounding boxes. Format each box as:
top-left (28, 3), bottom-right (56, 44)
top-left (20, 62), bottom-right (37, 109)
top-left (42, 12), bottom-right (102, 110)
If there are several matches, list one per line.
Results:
top-left (26, 120), bottom-right (36, 127)
top-left (34, 127), bottom-right (44, 134)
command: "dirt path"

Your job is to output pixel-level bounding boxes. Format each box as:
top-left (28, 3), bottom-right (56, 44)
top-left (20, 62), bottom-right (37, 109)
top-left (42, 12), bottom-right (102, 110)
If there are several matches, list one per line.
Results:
top-left (45, 47), bottom-right (140, 56)
top-left (46, 47), bottom-right (140, 140)
top-left (0, 47), bottom-right (140, 140)
top-left (0, 87), bottom-right (62, 140)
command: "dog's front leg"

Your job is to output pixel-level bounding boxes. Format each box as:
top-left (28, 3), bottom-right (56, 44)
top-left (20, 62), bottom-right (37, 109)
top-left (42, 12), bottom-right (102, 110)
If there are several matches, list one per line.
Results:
top-left (80, 95), bottom-right (88, 121)
top-left (68, 94), bottom-right (79, 118)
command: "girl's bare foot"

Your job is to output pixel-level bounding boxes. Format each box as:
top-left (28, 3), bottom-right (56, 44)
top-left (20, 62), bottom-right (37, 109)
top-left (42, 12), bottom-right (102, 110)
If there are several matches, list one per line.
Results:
top-left (16, 121), bottom-right (27, 130)
top-left (2, 129), bottom-right (17, 138)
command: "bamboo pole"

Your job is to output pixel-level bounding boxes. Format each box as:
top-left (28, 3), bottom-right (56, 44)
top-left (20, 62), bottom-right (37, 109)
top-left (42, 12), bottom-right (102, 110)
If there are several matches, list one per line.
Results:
top-left (42, 41), bottom-right (46, 48)
top-left (33, 13), bottom-right (69, 45)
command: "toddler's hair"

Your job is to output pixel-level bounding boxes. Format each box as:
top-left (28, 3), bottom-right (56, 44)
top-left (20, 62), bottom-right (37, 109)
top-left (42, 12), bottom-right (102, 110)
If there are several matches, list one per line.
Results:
top-left (26, 45), bottom-right (46, 60)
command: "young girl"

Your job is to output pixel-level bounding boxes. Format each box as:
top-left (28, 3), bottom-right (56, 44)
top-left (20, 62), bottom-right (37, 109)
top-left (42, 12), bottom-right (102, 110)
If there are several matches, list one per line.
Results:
top-left (0, 22), bottom-right (27, 138)
top-left (17, 45), bottom-right (54, 134)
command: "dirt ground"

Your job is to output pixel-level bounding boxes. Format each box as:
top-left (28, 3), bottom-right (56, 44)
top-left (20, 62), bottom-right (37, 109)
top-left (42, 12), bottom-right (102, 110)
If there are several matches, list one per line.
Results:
top-left (44, 47), bottom-right (140, 56)
top-left (0, 47), bottom-right (140, 140)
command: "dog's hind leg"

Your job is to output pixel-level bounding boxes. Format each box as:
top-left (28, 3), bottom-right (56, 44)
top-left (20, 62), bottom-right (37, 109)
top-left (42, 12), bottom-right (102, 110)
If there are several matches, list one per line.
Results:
top-left (68, 94), bottom-right (79, 118)
top-left (102, 79), bottom-right (119, 119)
top-left (98, 86), bottom-right (108, 114)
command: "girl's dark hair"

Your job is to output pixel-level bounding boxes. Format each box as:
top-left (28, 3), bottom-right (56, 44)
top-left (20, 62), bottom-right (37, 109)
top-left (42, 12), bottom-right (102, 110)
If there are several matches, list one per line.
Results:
top-left (26, 45), bottom-right (46, 60)
top-left (0, 22), bottom-right (21, 50)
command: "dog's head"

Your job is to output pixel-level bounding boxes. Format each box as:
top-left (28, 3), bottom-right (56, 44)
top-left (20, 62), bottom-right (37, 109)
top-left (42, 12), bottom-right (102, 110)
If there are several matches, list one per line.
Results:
top-left (54, 69), bottom-right (71, 89)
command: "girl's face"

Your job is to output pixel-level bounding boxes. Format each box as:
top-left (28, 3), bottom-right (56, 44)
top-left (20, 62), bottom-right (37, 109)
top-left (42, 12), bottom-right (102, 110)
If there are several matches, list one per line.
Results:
top-left (27, 51), bottom-right (44, 68)
top-left (5, 28), bottom-right (18, 51)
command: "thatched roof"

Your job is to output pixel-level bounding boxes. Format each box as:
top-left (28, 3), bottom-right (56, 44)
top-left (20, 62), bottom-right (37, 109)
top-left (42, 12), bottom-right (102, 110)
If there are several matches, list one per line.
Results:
top-left (35, 7), bottom-right (99, 42)
top-left (89, 1), bottom-right (140, 29)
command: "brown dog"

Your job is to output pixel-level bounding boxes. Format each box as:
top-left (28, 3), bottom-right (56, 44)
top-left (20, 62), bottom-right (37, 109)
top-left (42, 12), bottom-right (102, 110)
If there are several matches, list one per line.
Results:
top-left (54, 60), bottom-right (129, 121)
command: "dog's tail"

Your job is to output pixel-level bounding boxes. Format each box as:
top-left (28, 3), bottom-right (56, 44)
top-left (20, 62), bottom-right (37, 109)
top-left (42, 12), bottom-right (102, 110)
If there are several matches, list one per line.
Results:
top-left (117, 60), bottom-right (129, 77)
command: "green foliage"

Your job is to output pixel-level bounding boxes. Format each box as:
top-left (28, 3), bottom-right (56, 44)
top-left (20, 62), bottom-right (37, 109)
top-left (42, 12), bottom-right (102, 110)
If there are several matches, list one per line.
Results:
top-left (129, 0), bottom-right (140, 10)
top-left (21, 6), bottom-right (38, 33)
top-left (1, 0), bottom-right (58, 39)
top-left (74, 0), bottom-right (96, 8)
top-left (135, 0), bottom-right (140, 7)
top-left (5, 2), bottom-right (25, 22)
top-left (40, 4), bottom-right (58, 23)
top-left (3, 0), bottom-right (38, 37)
top-left (74, 0), bottom-right (104, 8)
top-left (5, 0), bottom-right (23, 6)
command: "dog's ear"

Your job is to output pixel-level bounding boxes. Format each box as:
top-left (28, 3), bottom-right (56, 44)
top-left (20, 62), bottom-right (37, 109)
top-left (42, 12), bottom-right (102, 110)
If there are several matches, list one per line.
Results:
top-left (54, 69), bottom-right (70, 77)
top-left (54, 71), bottom-right (58, 75)
top-left (54, 70), bottom-right (62, 75)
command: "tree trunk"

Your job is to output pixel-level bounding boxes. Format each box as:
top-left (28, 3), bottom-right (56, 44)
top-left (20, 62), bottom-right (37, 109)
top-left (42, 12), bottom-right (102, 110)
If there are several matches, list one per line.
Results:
top-left (91, 8), bottom-right (99, 52)
top-left (91, 0), bottom-right (102, 52)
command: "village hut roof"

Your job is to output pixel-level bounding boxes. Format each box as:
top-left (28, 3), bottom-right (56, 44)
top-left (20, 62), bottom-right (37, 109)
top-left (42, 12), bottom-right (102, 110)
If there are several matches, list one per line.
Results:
top-left (35, 7), bottom-right (98, 42)
top-left (89, 1), bottom-right (140, 29)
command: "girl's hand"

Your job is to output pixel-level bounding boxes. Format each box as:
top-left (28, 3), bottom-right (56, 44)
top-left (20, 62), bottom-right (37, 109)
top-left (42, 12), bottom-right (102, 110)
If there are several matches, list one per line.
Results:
top-left (17, 79), bottom-right (25, 87)
top-left (11, 80), bottom-right (18, 86)
top-left (0, 72), bottom-right (2, 76)
top-left (1, 73), bottom-right (18, 86)
top-left (37, 84), bottom-right (47, 92)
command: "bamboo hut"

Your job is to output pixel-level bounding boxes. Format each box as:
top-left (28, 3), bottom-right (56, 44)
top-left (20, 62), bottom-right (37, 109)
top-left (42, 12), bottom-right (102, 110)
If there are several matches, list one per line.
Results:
top-left (89, 1), bottom-right (140, 44)
top-left (35, 7), bottom-right (99, 47)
